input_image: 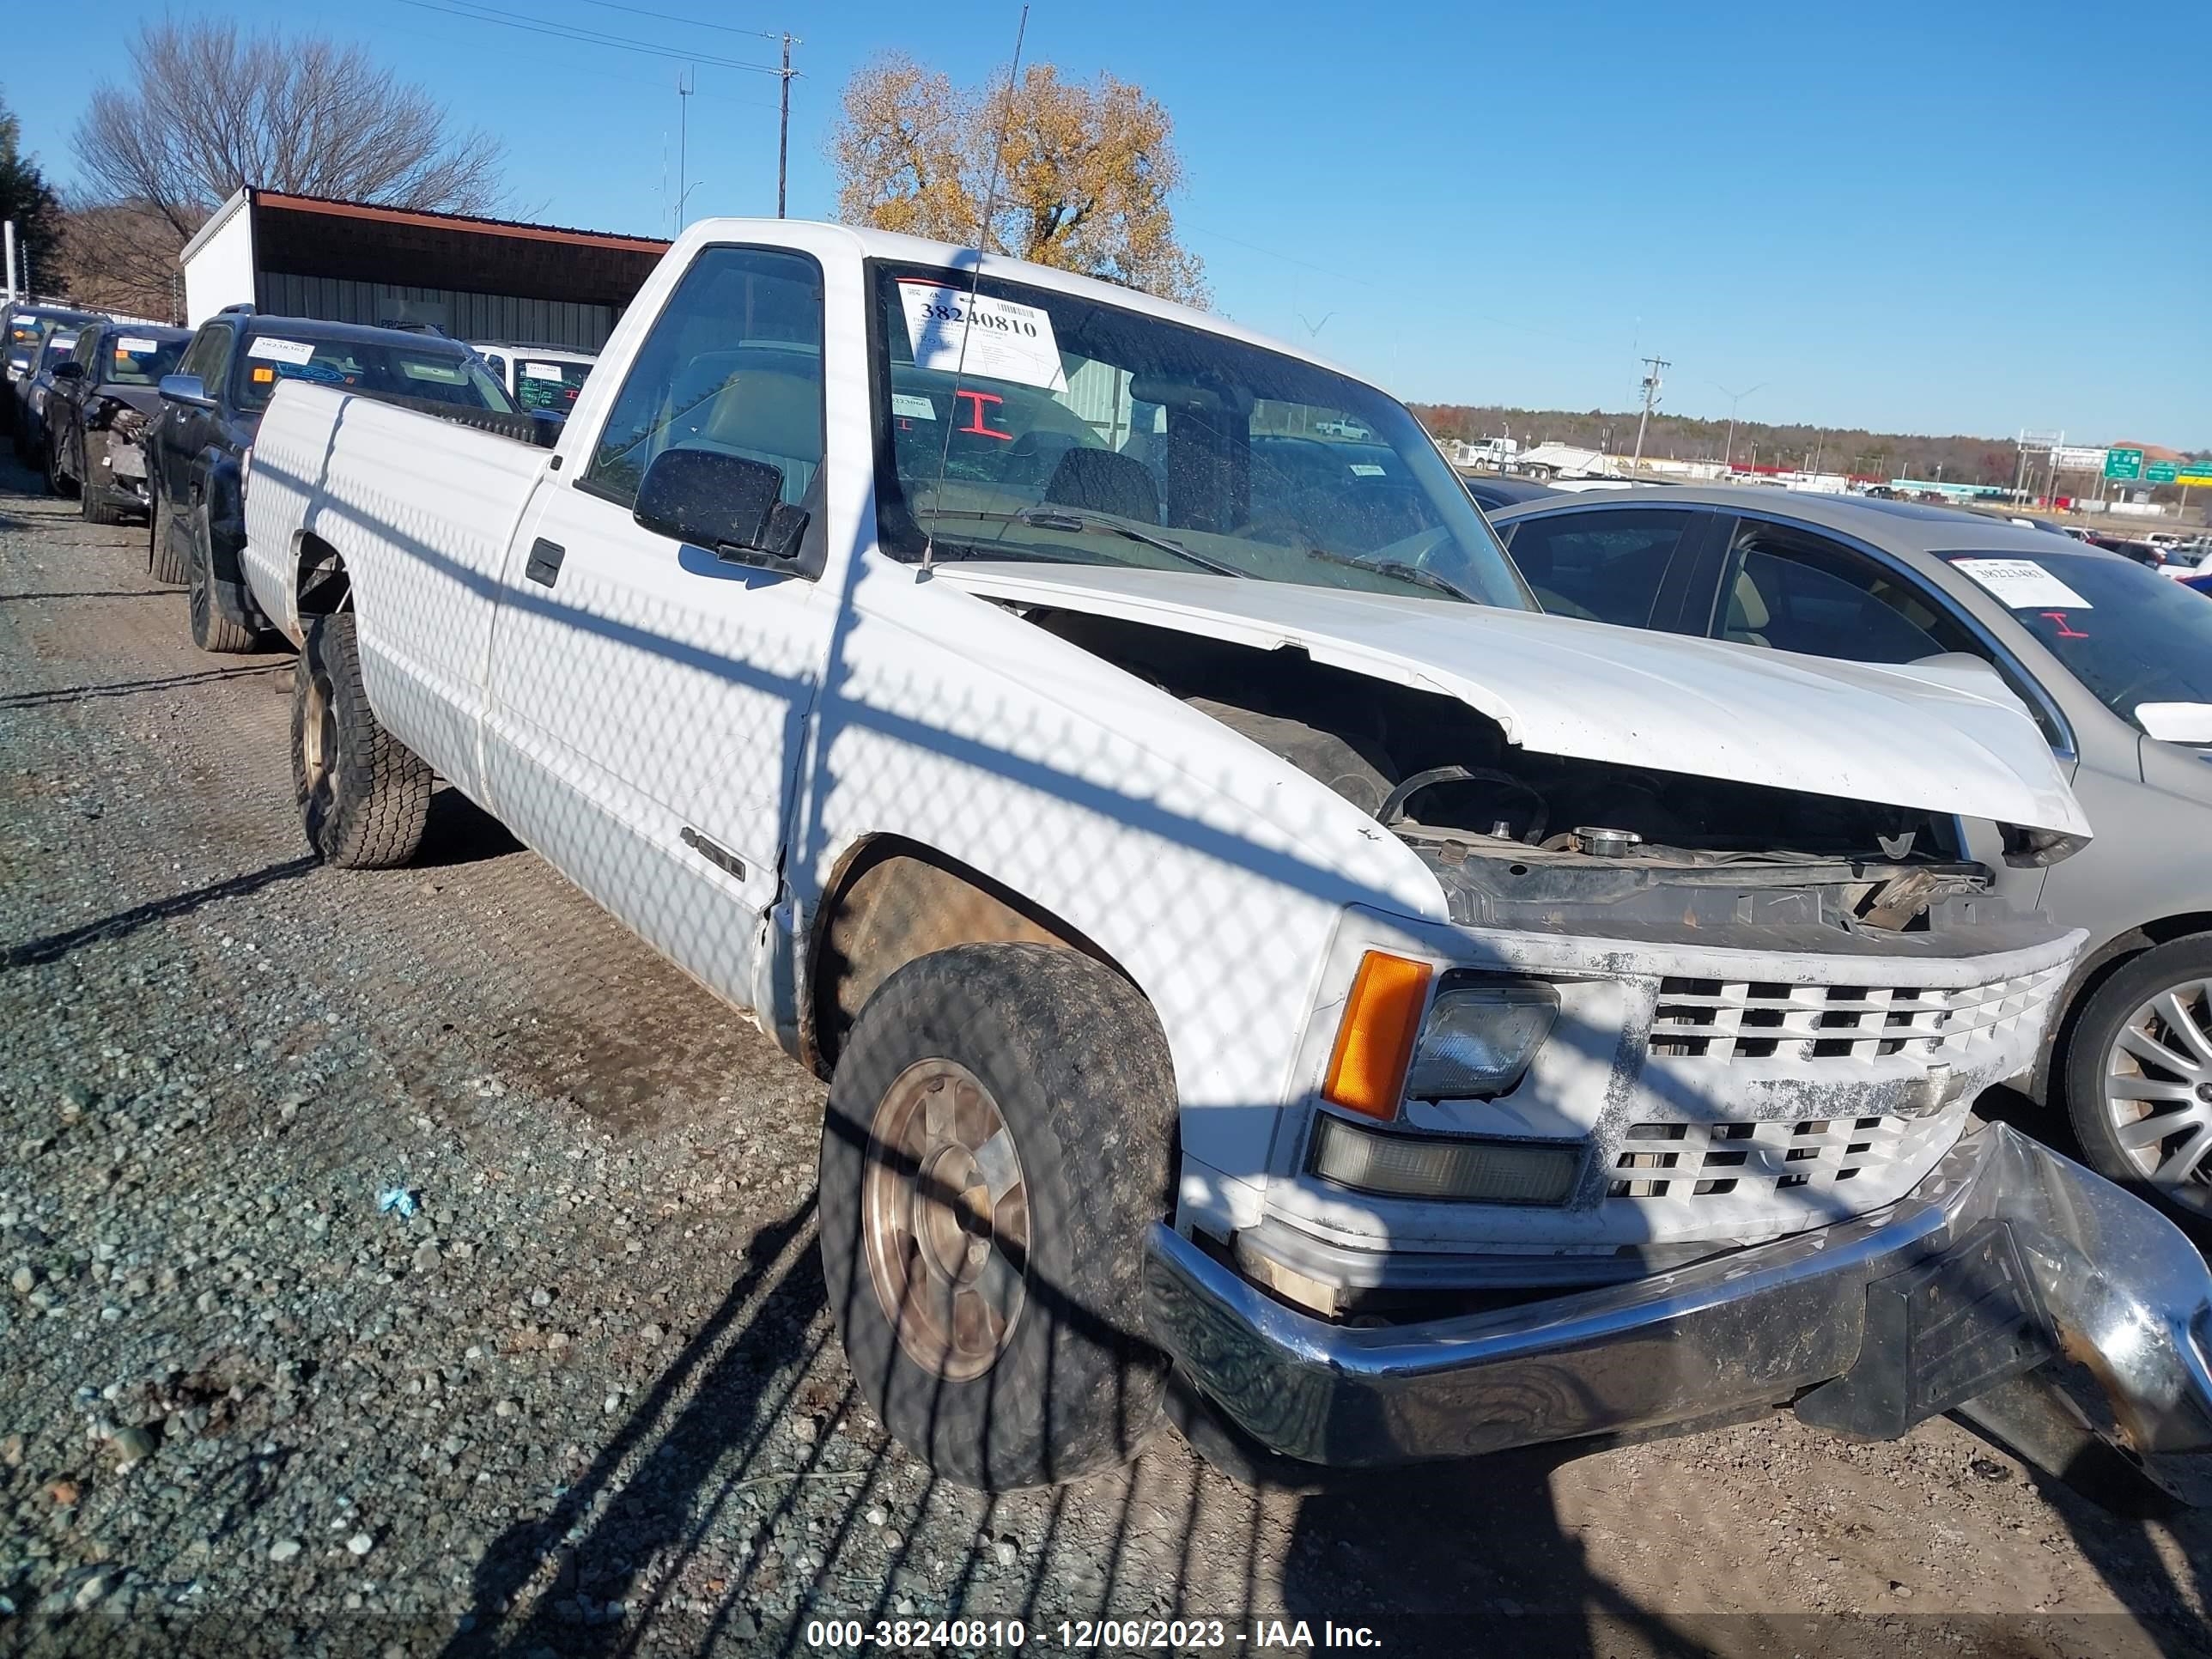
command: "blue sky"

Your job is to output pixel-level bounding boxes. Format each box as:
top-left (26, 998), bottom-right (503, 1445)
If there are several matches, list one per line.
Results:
top-left (7, 1), bottom-right (2209, 445)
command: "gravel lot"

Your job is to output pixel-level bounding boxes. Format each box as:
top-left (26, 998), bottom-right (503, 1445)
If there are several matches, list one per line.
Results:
top-left (0, 456), bottom-right (2208, 1658)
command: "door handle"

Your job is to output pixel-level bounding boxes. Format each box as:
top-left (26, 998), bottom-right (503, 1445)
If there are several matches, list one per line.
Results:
top-left (524, 538), bottom-right (566, 586)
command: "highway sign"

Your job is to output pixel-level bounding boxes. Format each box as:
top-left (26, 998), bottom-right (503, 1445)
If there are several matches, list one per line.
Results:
top-left (2145, 460), bottom-right (2179, 484)
top-left (2051, 445), bottom-right (2107, 471)
top-left (2175, 461), bottom-right (2212, 488)
top-left (2106, 447), bottom-right (2144, 481)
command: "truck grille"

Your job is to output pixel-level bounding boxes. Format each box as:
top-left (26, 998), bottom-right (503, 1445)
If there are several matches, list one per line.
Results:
top-left (1608, 1114), bottom-right (1921, 1200)
top-left (1647, 966), bottom-right (2064, 1063)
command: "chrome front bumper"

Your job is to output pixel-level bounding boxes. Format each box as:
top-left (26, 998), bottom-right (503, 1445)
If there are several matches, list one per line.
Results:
top-left (1147, 1123), bottom-right (2212, 1488)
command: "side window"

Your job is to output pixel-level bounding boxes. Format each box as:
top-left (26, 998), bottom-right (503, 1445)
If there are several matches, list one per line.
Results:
top-left (178, 325), bottom-right (234, 393)
top-left (1504, 507), bottom-right (1696, 628)
top-left (584, 246), bottom-right (824, 510)
top-left (1718, 525), bottom-right (1972, 663)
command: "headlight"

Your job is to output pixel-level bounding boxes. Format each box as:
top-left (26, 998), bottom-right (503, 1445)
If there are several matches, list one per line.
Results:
top-left (1404, 981), bottom-right (1558, 1101)
top-left (1310, 1116), bottom-right (1580, 1204)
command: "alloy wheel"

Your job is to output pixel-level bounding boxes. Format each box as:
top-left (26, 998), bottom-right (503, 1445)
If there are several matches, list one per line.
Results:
top-left (2100, 979), bottom-right (2212, 1213)
top-left (860, 1057), bottom-right (1030, 1381)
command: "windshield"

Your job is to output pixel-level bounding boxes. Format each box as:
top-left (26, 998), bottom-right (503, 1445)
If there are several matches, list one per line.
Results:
top-left (39, 332), bottom-right (80, 368)
top-left (100, 332), bottom-right (189, 386)
top-left (234, 333), bottom-right (514, 413)
top-left (512, 355), bottom-right (592, 413)
top-left (1945, 549), bottom-right (2212, 729)
top-left (867, 264), bottom-right (1530, 609)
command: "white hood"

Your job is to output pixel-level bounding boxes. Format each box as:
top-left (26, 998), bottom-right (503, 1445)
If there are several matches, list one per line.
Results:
top-left (933, 563), bottom-right (2092, 841)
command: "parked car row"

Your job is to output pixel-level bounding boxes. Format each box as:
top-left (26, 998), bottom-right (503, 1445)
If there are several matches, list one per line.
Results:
top-left (66, 217), bottom-right (2205, 1505)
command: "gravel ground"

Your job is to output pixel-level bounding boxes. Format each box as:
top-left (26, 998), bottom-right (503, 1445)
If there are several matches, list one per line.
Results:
top-left (0, 456), bottom-right (2207, 1659)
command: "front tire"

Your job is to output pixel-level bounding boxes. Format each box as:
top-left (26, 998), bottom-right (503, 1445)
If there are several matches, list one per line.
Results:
top-left (185, 505), bottom-right (258, 653)
top-left (291, 612), bottom-right (433, 869)
top-left (2062, 937), bottom-right (2212, 1224)
top-left (819, 942), bottom-right (1176, 1490)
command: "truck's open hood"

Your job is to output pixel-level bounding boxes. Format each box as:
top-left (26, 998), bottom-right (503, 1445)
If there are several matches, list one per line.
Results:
top-left (933, 562), bottom-right (2092, 842)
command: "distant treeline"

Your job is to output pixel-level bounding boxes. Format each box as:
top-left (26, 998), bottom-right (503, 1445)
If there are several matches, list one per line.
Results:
top-left (1411, 403), bottom-right (2207, 493)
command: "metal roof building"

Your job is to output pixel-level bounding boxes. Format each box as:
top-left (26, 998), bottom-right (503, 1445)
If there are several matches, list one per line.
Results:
top-left (177, 188), bottom-right (670, 349)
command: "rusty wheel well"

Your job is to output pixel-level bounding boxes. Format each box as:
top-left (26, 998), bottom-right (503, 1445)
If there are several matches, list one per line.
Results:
top-left (296, 532), bottom-right (349, 617)
top-left (801, 838), bottom-right (1124, 1076)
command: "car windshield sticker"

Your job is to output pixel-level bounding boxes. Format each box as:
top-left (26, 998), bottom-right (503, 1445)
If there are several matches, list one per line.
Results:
top-left (11, 314), bottom-right (33, 325)
top-left (897, 280), bottom-right (1067, 392)
top-left (1953, 557), bottom-right (2093, 611)
top-left (1349, 463), bottom-right (1386, 477)
top-left (118, 337), bottom-right (160, 355)
top-left (891, 392), bottom-right (937, 421)
top-left (247, 337), bottom-right (316, 366)
top-left (252, 366), bottom-right (276, 384)
top-left (520, 362), bottom-right (566, 381)
top-left (402, 360), bottom-right (466, 384)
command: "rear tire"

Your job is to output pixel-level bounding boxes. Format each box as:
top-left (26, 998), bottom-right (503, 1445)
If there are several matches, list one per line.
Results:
top-left (291, 612), bottom-right (432, 869)
top-left (2061, 936), bottom-right (2212, 1225)
top-left (819, 942), bottom-right (1176, 1491)
top-left (186, 505), bottom-right (258, 653)
top-left (149, 493), bottom-right (190, 584)
top-left (44, 434), bottom-right (75, 499)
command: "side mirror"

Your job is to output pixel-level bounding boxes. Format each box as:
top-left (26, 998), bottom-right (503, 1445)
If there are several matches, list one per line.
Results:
top-left (633, 447), bottom-right (809, 569)
top-left (2135, 702), bottom-right (2212, 746)
top-left (5, 352), bottom-right (29, 376)
top-left (51, 360), bottom-right (83, 381)
top-left (158, 373), bottom-right (215, 409)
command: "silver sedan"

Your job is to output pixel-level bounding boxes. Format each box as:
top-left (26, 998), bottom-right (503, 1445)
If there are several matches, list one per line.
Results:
top-left (1490, 485), bottom-right (2212, 1225)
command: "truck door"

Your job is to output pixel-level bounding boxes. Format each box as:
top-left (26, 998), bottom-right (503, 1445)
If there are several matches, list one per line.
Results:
top-left (481, 244), bottom-right (834, 1015)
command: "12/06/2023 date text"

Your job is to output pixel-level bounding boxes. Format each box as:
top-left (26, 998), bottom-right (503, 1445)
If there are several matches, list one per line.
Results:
top-left (804, 1617), bottom-right (1384, 1649)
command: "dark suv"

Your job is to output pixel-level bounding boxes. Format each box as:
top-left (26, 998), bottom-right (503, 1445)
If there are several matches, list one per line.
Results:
top-left (41, 321), bottom-right (192, 522)
top-left (149, 308), bottom-right (515, 651)
top-left (3, 305), bottom-right (100, 442)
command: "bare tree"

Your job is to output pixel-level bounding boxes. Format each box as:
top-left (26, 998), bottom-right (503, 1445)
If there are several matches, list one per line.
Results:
top-left (54, 199), bottom-right (185, 321)
top-left (831, 53), bottom-right (1205, 306)
top-left (74, 21), bottom-right (508, 251)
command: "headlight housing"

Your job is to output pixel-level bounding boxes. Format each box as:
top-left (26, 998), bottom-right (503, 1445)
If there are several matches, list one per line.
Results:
top-left (1404, 981), bottom-right (1558, 1101)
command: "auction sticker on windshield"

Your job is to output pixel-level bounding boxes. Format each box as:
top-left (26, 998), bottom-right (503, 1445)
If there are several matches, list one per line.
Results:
top-left (118, 337), bottom-right (160, 355)
top-left (247, 337), bottom-right (316, 366)
top-left (898, 281), bottom-right (1066, 392)
top-left (1954, 557), bottom-right (2093, 611)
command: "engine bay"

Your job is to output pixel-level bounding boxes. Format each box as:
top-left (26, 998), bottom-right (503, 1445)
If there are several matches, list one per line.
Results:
top-left (1032, 610), bottom-right (2025, 944)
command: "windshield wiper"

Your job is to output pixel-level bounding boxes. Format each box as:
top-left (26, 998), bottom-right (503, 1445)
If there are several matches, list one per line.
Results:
top-left (917, 507), bottom-right (1244, 578)
top-left (1303, 545), bottom-right (1480, 604)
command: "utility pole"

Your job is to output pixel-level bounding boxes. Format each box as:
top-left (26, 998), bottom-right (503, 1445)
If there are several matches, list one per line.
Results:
top-left (776, 33), bottom-right (799, 218)
top-left (1631, 356), bottom-right (1668, 470)
top-left (3, 220), bottom-right (16, 307)
top-left (676, 68), bottom-right (693, 234)
top-left (1714, 381), bottom-right (1766, 472)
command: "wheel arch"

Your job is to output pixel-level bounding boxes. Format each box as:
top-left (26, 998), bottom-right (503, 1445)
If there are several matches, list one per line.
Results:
top-left (799, 834), bottom-right (1139, 1080)
top-left (2037, 911), bottom-right (2212, 1100)
top-left (295, 528), bottom-right (350, 619)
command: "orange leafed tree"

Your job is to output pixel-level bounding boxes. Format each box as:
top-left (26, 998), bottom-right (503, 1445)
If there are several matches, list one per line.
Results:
top-left (830, 54), bottom-right (1206, 307)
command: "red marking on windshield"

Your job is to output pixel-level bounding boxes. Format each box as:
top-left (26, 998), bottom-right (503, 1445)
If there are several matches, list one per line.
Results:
top-left (2040, 611), bottom-right (2089, 639)
top-left (952, 388), bottom-right (1013, 441)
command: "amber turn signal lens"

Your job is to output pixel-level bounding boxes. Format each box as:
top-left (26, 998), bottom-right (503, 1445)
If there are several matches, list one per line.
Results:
top-left (1322, 951), bottom-right (1433, 1121)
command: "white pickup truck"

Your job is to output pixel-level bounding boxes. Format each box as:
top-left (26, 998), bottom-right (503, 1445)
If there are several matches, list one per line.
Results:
top-left (232, 219), bottom-right (2212, 1496)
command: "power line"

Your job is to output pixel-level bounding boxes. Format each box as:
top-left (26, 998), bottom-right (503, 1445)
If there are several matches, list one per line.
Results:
top-left (389, 0), bottom-right (787, 75)
top-left (571, 0), bottom-right (784, 43)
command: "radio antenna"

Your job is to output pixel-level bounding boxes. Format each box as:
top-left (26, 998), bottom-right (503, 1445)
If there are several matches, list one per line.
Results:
top-left (922, 3), bottom-right (1030, 573)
